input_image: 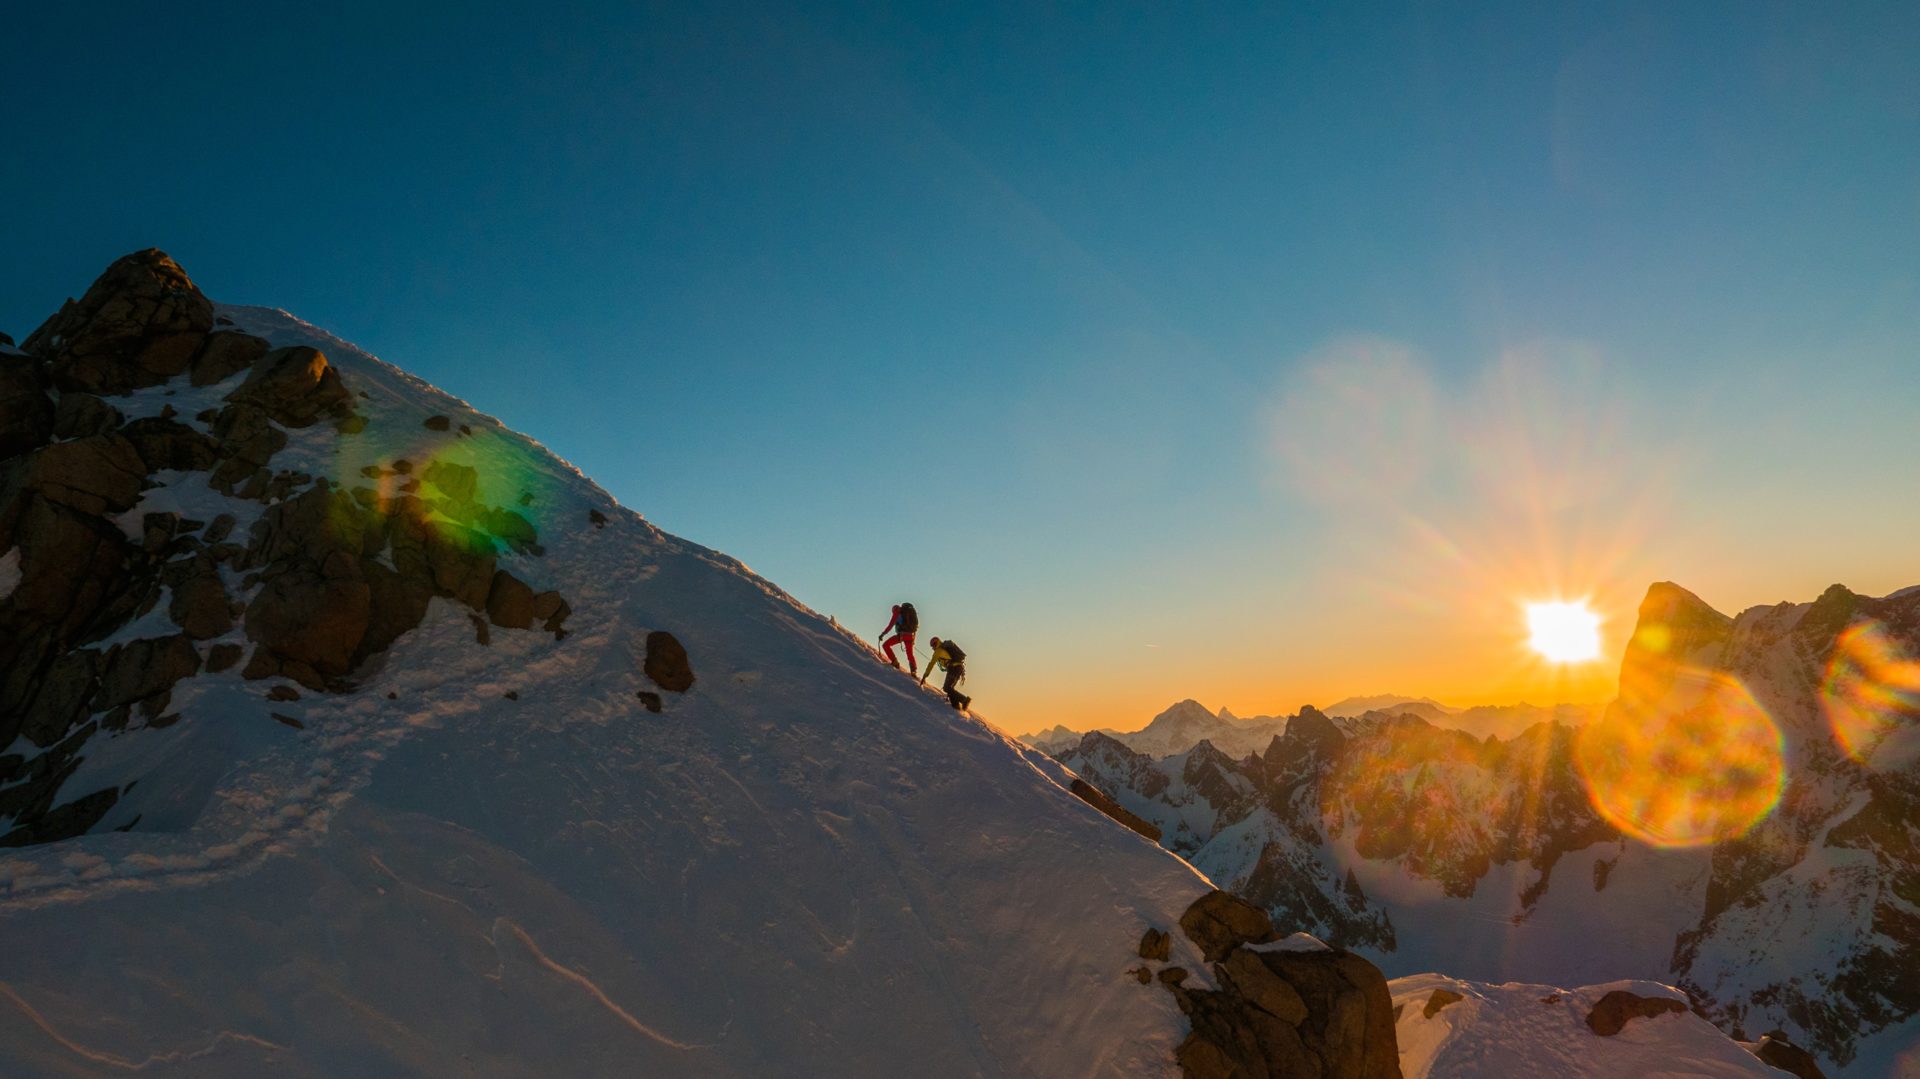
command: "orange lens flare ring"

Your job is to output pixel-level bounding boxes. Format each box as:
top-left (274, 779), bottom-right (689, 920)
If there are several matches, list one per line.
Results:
top-left (1574, 667), bottom-right (1785, 848)
top-left (1821, 620), bottom-right (1920, 764)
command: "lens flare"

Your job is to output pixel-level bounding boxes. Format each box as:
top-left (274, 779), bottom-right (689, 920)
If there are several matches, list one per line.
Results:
top-left (1822, 620), bottom-right (1920, 767)
top-left (1526, 601), bottom-right (1601, 662)
top-left (1574, 668), bottom-right (1785, 847)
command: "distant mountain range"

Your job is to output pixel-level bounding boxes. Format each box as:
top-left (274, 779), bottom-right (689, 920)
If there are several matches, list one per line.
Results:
top-left (1023, 697), bottom-right (1605, 758)
top-left (1052, 580), bottom-right (1920, 1076)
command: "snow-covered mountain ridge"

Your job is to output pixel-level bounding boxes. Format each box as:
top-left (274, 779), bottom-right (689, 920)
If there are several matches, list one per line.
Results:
top-left (0, 251), bottom-right (1812, 1077)
top-left (0, 250), bottom-right (1251, 1076)
top-left (1059, 581), bottom-right (1920, 1075)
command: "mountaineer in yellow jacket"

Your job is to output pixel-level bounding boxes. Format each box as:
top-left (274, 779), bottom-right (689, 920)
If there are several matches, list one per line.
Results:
top-left (919, 637), bottom-right (971, 711)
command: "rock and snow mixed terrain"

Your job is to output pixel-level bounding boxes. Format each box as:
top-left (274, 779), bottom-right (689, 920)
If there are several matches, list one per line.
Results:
top-left (0, 252), bottom-right (1844, 1077)
top-left (0, 252), bottom-right (1238, 1076)
top-left (1059, 583), bottom-right (1920, 1076)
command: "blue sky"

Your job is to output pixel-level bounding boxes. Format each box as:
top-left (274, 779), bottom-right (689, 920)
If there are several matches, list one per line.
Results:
top-left (4, 1), bottom-right (1916, 731)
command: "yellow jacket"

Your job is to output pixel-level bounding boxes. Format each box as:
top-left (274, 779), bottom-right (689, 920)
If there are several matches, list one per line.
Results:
top-left (920, 642), bottom-right (961, 683)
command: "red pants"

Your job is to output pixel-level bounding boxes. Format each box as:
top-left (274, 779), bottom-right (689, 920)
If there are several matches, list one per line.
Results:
top-left (882, 633), bottom-right (916, 670)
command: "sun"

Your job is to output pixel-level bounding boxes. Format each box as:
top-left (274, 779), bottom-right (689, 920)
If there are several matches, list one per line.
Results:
top-left (1527, 601), bottom-right (1602, 662)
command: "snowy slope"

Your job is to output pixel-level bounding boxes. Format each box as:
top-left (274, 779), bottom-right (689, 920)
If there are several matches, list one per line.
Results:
top-left (1390, 975), bottom-right (1785, 1078)
top-left (0, 293), bottom-right (1219, 1076)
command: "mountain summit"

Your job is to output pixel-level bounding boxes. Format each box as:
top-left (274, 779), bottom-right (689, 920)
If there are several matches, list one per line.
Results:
top-left (0, 252), bottom-right (1417, 1076)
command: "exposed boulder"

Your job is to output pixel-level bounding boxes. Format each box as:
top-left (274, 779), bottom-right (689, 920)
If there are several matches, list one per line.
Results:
top-left (645, 630), bottom-right (695, 692)
top-left (50, 391), bottom-right (123, 439)
top-left (0, 355), bottom-right (54, 460)
top-left (1, 434), bottom-right (147, 519)
top-left (637, 690), bottom-right (663, 713)
top-left (122, 417), bottom-right (220, 473)
top-left (244, 561), bottom-right (373, 684)
top-left (166, 554), bottom-right (234, 639)
top-left (189, 331), bottom-right (270, 387)
top-left (206, 642), bottom-right (244, 673)
top-left (1140, 927), bottom-right (1173, 961)
top-left (1180, 889), bottom-right (1277, 963)
top-left (1163, 900), bottom-right (1401, 1079)
top-left (1750, 1031), bottom-right (1827, 1079)
top-left (23, 249), bottom-right (214, 394)
top-left (224, 346), bottom-right (354, 427)
top-left (92, 635), bottom-right (201, 712)
top-left (1421, 988), bottom-right (1463, 1019)
top-left (424, 414), bottom-right (451, 431)
top-left (1069, 778), bottom-right (1162, 843)
top-left (1584, 989), bottom-right (1686, 1036)
top-left (486, 570), bottom-right (536, 629)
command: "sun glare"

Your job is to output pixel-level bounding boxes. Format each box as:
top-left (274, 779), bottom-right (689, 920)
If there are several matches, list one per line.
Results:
top-left (1526, 601), bottom-right (1601, 662)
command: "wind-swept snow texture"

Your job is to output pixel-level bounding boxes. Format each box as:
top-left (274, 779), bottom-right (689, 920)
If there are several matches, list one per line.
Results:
top-left (0, 307), bottom-right (1213, 1077)
top-left (1391, 975), bottom-right (1783, 1078)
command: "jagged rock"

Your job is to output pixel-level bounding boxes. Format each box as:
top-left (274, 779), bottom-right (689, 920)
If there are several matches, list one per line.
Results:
top-left (637, 691), bottom-right (663, 713)
top-left (267, 685), bottom-right (300, 702)
top-left (205, 642), bottom-right (243, 673)
top-left (244, 564), bottom-right (373, 682)
top-left (166, 554), bottom-right (234, 639)
top-left (122, 417), bottom-right (220, 473)
top-left (0, 355), bottom-right (54, 460)
top-left (1219, 949), bottom-right (1312, 1025)
top-left (2, 433), bottom-right (147, 518)
top-left (1167, 919), bottom-right (1400, 1079)
top-left (1069, 778), bottom-right (1162, 842)
top-left (423, 414), bottom-right (451, 431)
top-left (1140, 927), bottom-right (1172, 961)
top-left (589, 508), bottom-right (607, 528)
top-left (645, 630), bottom-right (695, 692)
top-left (189, 331), bottom-right (269, 387)
top-left (207, 403), bottom-right (288, 495)
top-left (49, 391), bottom-right (122, 440)
top-left (92, 635), bottom-right (201, 712)
top-left (224, 346), bottom-right (354, 427)
top-left (1584, 989), bottom-right (1685, 1036)
top-left (24, 249), bottom-right (214, 394)
top-left (1159, 967), bottom-right (1190, 987)
top-left (1180, 889), bottom-right (1277, 963)
top-left (424, 459), bottom-right (477, 504)
top-left (1750, 1031), bottom-right (1827, 1079)
top-left (486, 570), bottom-right (536, 629)
top-left (1421, 989), bottom-right (1462, 1019)
top-left (205, 513), bottom-right (236, 543)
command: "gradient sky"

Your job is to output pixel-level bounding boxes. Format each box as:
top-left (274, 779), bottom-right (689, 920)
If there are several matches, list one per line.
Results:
top-left (4, 2), bottom-right (1916, 735)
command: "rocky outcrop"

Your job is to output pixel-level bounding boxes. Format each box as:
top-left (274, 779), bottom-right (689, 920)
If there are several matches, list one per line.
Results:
top-left (1584, 989), bottom-right (1686, 1036)
top-left (0, 249), bottom-right (573, 849)
top-left (0, 355), bottom-right (54, 460)
top-left (644, 630), bottom-right (695, 692)
top-left (1159, 891), bottom-right (1400, 1078)
top-left (1179, 890), bottom-right (1278, 963)
top-left (1068, 777), bottom-right (1161, 842)
top-left (23, 249), bottom-right (215, 394)
top-left (1749, 1032), bottom-right (1827, 1079)
top-left (190, 330), bottom-right (270, 386)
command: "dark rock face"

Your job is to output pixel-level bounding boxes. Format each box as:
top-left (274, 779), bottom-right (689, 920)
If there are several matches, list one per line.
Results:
top-left (0, 355), bottom-right (54, 459)
top-left (644, 630), bottom-right (695, 692)
top-left (49, 391), bottom-right (122, 440)
top-left (1161, 891), bottom-right (1401, 1079)
top-left (1750, 1032), bottom-right (1828, 1079)
top-left (1140, 928), bottom-right (1172, 961)
top-left (1180, 890), bottom-right (1277, 963)
top-left (24, 249), bottom-right (215, 394)
top-left (189, 331), bottom-right (270, 387)
top-left (1068, 777), bottom-right (1161, 842)
top-left (1584, 989), bottom-right (1686, 1036)
top-left (0, 249), bottom-right (575, 850)
top-left (225, 346), bottom-right (355, 428)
